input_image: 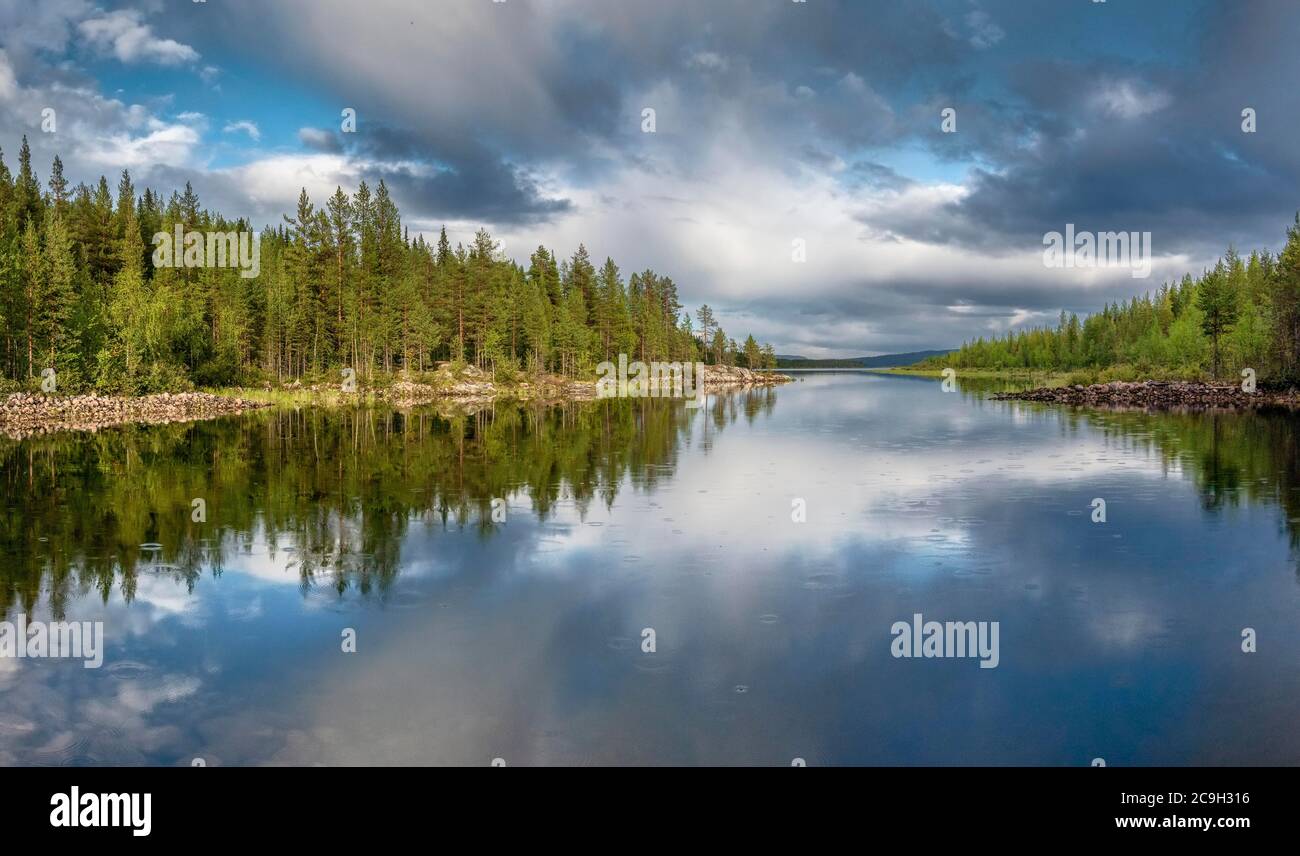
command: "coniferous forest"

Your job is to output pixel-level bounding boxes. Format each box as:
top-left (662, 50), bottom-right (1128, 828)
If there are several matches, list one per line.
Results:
top-left (0, 137), bottom-right (777, 395)
top-left (929, 216), bottom-right (1300, 381)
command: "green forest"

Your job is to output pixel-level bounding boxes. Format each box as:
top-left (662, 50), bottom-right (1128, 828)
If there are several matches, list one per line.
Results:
top-left (0, 137), bottom-right (776, 395)
top-left (922, 215), bottom-right (1300, 382)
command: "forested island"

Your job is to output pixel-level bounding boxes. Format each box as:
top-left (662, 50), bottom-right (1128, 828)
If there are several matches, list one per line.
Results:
top-left (0, 137), bottom-right (779, 402)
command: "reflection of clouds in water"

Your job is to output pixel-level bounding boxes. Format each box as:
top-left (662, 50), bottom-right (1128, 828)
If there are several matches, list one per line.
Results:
top-left (218, 517), bottom-right (449, 601)
top-left (225, 595), bottom-right (263, 622)
top-left (541, 393), bottom-right (1178, 577)
top-left (5, 375), bottom-right (1300, 765)
top-left (126, 573), bottom-right (202, 627)
top-left (0, 572), bottom-right (213, 764)
top-left (0, 657), bottom-right (201, 765)
top-left (1086, 605), bottom-right (1165, 649)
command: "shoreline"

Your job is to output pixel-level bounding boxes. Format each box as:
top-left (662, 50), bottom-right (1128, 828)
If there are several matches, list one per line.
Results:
top-left (1, 365), bottom-right (793, 438)
top-left (990, 379), bottom-right (1300, 410)
top-left (0, 391), bottom-right (273, 439)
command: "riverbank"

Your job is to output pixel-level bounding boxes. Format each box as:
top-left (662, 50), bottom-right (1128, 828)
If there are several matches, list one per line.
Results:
top-left (991, 380), bottom-right (1300, 409)
top-left (0, 391), bottom-right (272, 438)
top-left (873, 363), bottom-right (1218, 387)
top-left (1, 364), bottom-right (793, 437)
top-left (870, 366), bottom-right (1074, 386)
top-left (228, 363), bottom-right (792, 406)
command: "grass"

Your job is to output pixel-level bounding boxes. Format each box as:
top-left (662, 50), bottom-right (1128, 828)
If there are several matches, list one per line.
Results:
top-left (869, 366), bottom-right (1075, 386)
top-left (205, 386), bottom-right (374, 406)
top-left (871, 363), bottom-right (1215, 387)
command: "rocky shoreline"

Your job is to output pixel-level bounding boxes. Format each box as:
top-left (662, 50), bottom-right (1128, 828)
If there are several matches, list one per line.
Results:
top-left (697, 365), bottom-right (793, 389)
top-left (376, 362), bottom-right (598, 405)
top-left (991, 380), bottom-right (1300, 410)
top-left (1, 365), bottom-right (793, 437)
top-left (0, 392), bottom-right (272, 438)
top-left (380, 362), bottom-right (792, 405)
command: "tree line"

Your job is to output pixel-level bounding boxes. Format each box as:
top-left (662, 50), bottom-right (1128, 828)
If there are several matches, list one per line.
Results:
top-left (927, 215), bottom-right (1300, 381)
top-left (0, 137), bottom-right (777, 394)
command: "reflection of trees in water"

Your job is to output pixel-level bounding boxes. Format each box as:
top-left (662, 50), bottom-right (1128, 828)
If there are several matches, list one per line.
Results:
top-left (1000, 400), bottom-right (1300, 569)
top-left (0, 389), bottom-right (778, 616)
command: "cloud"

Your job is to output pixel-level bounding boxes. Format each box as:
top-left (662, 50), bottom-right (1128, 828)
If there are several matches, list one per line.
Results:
top-left (79, 120), bottom-right (203, 170)
top-left (222, 120), bottom-right (260, 142)
top-left (297, 126), bottom-right (341, 153)
top-left (8, 0), bottom-right (1300, 355)
top-left (0, 48), bottom-right (17, 101)
top-left (686, 51), bottom-right (729, 73)
top-left (963, 9), bottom-right (1005, 50)
top-left (1088, 80), bottom-right (1171, 120)
top-left (77, 9), bottom-right (199, 66)
top-left (287, 122), bottom-right (572, 225)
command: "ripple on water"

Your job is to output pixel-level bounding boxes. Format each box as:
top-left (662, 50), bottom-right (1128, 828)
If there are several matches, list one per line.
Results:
top-left (380, 590), bottom-right (426, 610)
top-left (32, 732), bottom-right (91, 765)
top-left (106, 660), bottom-right (152, 679)
top-left (802, 571), bottom-right (842, 591)
top-left (634, 658), bottom-right (673, 675)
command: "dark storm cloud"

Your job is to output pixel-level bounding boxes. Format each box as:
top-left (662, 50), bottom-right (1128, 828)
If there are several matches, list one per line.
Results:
top-left (209, 0), bottom-right (1300, 255)
top-left (295, 123), bottom-right (572, 225)
top-left (898, 0), bottom-right (1300, 259)
top-left (726, 265), bottom-right (1171, 356)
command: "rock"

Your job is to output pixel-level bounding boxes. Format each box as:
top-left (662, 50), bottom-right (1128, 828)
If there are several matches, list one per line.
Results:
top-left (0, 392), bottom-right (272, 439)
top-left (699, 366), bottom-right (793, 389)
top-left (990, 380), bottom-right (1300, 410)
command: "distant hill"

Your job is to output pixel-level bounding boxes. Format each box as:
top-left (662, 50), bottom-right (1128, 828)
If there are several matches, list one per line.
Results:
top-left (775, 349), bottom-right (954, 369)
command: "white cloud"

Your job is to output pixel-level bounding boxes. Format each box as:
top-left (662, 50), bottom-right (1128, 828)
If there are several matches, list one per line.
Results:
top-left (80, 121), bottom-right (203, 169)
top-left (78, 9), bottom-right (199, 66)
top-left (297, 127), bottom-right (335, 149)
top-left (686, 51), bottom-right (728, 72)
top-left (220, 152), bottom-right (357, 211)
top-left (965, 10), bottom-right (1005, 50)
top-left (223, 120), bottom-right (261, 142)
top-left (1090, 80), bottom-right (1172, 120)
top-left (0, 48), bottom-right (17, 102)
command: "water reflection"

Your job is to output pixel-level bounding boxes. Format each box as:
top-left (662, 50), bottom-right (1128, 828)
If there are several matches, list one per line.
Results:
top-left (1, 391), bottom-right (778, 617)
top-left (2, 373), bottom-right (1299, 765)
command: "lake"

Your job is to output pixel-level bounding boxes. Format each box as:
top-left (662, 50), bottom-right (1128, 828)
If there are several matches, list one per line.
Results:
top-left (2, 370), bottom-right (1299, 765)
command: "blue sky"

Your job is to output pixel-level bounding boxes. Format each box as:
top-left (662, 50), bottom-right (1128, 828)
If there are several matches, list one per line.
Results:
top-left (2, 0), bottom-right (1297, 356)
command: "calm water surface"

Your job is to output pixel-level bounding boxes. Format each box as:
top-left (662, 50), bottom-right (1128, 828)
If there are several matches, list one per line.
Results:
top-left (3, 371), bottom-right (1300, 765)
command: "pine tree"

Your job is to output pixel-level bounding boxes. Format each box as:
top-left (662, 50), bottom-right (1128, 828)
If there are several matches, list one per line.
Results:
top-left (19, 220), bottom-right (42, 378)
top-left (48, 156), bottom-right (69, 211)
top-left (1196, 260), bottom-right (1239, 377)
top-left (1272, 215), bottom-right (1300, 379)
top-left (696, 304), bottom-right (717, 363)
top-left (14, 136), bottom-right (42, 230)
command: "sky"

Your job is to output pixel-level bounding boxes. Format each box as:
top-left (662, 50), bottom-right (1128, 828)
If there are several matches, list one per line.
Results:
top-left (1, 0), bottom-right (1298, 357)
